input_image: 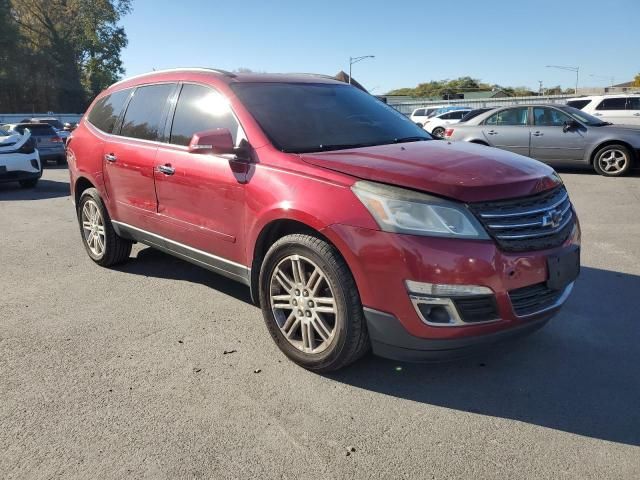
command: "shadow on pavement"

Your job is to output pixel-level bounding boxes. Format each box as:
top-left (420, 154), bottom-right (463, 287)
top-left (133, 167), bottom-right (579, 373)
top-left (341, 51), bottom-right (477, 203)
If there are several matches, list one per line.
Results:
top-left (328, 266), bottom-right (640, 446)
top-left (0, 178), bottom-right (70, 201)
top-left (116, 246), bottom-right (253, 305)
top-left (112, 244), bottom-right (640, 446)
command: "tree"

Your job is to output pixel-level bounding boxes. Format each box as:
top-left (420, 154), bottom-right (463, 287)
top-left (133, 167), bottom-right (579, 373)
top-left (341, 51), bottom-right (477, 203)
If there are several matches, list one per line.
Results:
top-left (633, 73), bottom-right (640, 87)
top-left (1, 0), bottom-right (131, 113)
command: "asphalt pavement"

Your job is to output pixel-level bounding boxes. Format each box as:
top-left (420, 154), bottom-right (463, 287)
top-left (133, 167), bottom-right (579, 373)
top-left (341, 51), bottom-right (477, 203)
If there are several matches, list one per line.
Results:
top-left (1, 166), bottom-right (639, 479)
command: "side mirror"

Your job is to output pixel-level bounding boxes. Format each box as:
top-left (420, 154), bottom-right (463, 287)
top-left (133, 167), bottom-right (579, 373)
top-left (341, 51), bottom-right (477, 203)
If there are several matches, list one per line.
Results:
top-left (563, 119), bottom-right (580, 133)
top-left (188, 128), bottom-right (235, 154)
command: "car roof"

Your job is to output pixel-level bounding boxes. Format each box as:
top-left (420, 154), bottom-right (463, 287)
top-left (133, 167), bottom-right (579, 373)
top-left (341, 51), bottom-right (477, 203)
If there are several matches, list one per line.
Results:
top-left (109, 67), bottom-right (345, 91)
top-left (567, 93), bottom-right (640, 100)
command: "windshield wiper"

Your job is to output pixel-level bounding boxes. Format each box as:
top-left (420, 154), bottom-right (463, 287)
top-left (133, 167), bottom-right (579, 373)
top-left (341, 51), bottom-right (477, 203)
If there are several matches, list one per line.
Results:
top-left (392, 136), bottom-right (430, 144)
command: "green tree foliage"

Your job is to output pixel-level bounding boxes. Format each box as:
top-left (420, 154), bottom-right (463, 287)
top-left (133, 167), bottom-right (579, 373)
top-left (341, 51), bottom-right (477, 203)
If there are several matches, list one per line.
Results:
top-left (387, 77), bottom-right (538, 98)
top-left (633, 73), bottom-right (640, 87)
top-left (0, 0), bottom-right (131, 113)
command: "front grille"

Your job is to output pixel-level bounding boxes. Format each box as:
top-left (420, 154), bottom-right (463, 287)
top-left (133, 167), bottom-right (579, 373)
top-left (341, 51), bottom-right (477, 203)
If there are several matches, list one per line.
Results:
top-left (509, 282), bottom-right (564, 317)
top-left (469, 185), bottom-right (575, 252)
top-left (453, 295), bottom-right (499, 323)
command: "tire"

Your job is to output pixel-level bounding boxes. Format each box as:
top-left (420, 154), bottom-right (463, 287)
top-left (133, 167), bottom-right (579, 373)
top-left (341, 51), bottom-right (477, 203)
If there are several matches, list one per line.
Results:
top-left (593, 144), bottom-right (634, 177)
top-left (77, 188), bottom-right (132, 267)
top-left (19, 178), bottom-right (38, 188)
top-left (432, 127), bottom-right (445, 138)
top-left (258, 233), bottom-right (370, 372)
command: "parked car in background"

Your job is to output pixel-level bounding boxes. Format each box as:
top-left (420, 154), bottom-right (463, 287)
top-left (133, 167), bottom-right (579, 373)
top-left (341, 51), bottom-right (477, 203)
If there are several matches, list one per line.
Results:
top-left (3, 123), bottom-right (66, 165)
top-left (67, 68), bottom-right (580, 371)
top-left (422, 108), bottom-right (471, 137)
top-left (27, 117), bottom-right (71, 143)
top-left (459, 107), bottom-right (495, 123)
top-left (444, 104), bottom-right (640, 176)
top-left (0, 126), bottom-right (42, 188)
top-left (565, 94), bottom-right (640, 126)
top-left (410, 105), bottom-right (447, 126)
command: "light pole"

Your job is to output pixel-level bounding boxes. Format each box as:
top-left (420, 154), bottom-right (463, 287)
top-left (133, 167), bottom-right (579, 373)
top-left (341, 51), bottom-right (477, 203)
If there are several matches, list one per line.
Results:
top-left (349, 55), bottom-right (375, 84)
top-left (546, 65), bottom-right (579, 94)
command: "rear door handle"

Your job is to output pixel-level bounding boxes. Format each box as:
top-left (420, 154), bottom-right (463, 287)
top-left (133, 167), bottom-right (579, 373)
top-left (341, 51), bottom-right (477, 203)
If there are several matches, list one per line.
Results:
top-left (104, 153), bottom-right (117, 163)
top-left (157, 164), bottom-right (175, 175)
top-left (486, 130), bottom-right (498, 135)
top-left (593, 113), bottom-right (603, 116)
top-left (532, 131), bottom-right (543, 137)
top-left (633, 113), bottom-right (640, 116)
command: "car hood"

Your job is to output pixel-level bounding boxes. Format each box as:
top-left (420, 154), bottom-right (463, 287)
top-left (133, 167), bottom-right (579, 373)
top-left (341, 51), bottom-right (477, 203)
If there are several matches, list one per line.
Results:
top-left (301, 140), bottom-right (561, 203)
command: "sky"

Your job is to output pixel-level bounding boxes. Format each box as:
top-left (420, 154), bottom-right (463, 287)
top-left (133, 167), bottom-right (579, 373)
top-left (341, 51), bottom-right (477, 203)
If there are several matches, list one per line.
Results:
top-left (120, 0), bottom-right (639, 94)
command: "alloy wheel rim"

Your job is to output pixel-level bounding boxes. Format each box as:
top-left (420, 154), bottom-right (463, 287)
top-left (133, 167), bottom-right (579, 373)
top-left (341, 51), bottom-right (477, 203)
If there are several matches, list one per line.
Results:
top-left (599, 149), bottom-right (627, 173)
top-left (81, 200), bottom-right (106, 257)
top-left (269, 254), bottom-right (337, 354)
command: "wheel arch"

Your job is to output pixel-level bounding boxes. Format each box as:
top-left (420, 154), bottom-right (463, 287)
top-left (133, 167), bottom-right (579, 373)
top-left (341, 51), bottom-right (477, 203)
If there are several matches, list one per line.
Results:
top-left (74, 176), bottom-right (96, 206)
top-left (588, 139), bottom-right (637, 165)
top-left (249, 218), bottom-right (347, 306)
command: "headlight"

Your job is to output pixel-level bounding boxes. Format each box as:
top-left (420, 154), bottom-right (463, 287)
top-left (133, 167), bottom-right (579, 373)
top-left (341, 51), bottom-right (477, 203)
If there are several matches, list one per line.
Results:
top-left (351, 181), bottom-right (489, 239)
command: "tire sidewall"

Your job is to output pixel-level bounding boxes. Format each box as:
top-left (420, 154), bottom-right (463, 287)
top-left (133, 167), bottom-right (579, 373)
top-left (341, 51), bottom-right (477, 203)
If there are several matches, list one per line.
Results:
top-left (432, 127), bottom-right (445, 138)
top-left (259, 238), bottom-right (353, 369)
top-left (77, 189), bottom-right (108, 262)
top-left (594, 145), bottom-right (633, 177)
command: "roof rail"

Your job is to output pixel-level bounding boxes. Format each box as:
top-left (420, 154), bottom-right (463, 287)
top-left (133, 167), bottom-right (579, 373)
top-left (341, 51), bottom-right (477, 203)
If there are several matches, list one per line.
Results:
top-left (109, 67), bottom-right (237, 88)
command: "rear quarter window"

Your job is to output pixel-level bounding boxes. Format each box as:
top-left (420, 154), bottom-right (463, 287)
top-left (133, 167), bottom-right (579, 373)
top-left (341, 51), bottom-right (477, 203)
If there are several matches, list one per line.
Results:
top-left (87, 89), bottom-right (131, 133)
top-left (566, 100), bottom-right (591, 110)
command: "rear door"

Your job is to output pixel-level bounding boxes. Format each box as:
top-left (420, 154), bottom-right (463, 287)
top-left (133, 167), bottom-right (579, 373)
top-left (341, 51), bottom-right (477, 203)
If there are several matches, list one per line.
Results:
top-left (592, 97), bottom-right (627, 124)
top-left (481, 107), bottom-right (531, 156)
top-left (103, 83), bottom-right (177, 228)
top-left (625, 97), bottom-right (640, 125)
top-left (151, 83), bottom-right (248, 269)
top-left (530, 107), bottom-right (586, 163)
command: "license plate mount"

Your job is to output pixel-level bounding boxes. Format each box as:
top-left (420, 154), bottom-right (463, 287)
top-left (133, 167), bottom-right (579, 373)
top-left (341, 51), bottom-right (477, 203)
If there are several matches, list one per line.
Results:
top-left (547, 246), bottom-right (580, 291)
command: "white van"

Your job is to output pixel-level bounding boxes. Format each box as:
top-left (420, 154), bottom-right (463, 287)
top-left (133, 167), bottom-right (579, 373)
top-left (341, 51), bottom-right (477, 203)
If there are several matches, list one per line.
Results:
top-left (566, 94), bottom-right (640, 126)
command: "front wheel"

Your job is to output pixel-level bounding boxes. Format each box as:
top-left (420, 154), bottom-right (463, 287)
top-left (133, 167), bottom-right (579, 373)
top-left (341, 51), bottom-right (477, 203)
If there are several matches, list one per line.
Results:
top-left (593, 144), bottom-right (634, 176)
top-left (77, 188), bottom-right (132, 266)
top-left (258, 234), bottom-right (369, 372)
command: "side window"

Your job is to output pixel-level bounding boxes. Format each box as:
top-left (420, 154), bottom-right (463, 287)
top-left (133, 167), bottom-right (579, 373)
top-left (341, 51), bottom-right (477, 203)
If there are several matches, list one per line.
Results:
top-left (485, 108), bottom-right (529, 126)
top-left (169, 84), bottom-right (240, 147)
top-left (626, 97), bottom-right (640, 110)
top-left (596, 98), bottom-right (626, 110)
top-left (119, 84), bottom-right (175, 141)
top-left (87, 89), bottom-right (130, 133)
top-left (439, 112), bottom-right (453, 120)
top-left (566, 99), bottom-right (591, 110)
top-left (533, 107), bottom-right (572, 126)
top-left (413, 109), bottom-right (425, 116)
top-left (450, 111), bottom-right (466, 119)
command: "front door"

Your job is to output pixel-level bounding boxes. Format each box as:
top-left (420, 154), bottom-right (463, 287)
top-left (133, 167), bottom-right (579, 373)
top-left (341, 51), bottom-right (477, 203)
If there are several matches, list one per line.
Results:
top-left (152, 83), bottom-right (248, 271)
top-left (481, 107), bottom-right (531, 157)
top-left (530, 107), bottom-right (587, 163)
top-left (103, 83), bottom-right (176, 229)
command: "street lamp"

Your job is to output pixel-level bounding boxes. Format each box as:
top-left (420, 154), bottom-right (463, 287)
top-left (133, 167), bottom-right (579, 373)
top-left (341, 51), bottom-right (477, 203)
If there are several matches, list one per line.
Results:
top-left (546, 65), bottom-right (579, 94)
top-left (349, 55), bottom-right (375, 84)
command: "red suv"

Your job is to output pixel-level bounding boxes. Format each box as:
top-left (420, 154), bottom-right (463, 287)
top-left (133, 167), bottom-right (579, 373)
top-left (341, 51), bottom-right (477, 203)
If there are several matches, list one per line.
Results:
top-left (67, 69), bottom-right (580, 371)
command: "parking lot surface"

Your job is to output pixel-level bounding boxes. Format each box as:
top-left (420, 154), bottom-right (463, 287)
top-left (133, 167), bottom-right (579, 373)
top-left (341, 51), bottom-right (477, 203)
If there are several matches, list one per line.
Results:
top-left (1, 167), bottom-right (639, 479)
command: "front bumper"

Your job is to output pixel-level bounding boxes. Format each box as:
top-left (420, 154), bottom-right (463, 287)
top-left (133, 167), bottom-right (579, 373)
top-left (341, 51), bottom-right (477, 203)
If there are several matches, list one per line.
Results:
top-left (325, 222), bottom-right (580, 360)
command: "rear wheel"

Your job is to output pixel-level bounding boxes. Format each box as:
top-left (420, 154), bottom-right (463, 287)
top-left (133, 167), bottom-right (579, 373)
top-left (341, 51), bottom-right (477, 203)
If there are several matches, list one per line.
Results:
top-left (77, 188), bottom-right (132, 266)
top-left (258, 234), bottom-right (369, 372)
top-left (593, 144), bottom-right (633, 176)
top-left (432, 127), bottom-right (445, 138)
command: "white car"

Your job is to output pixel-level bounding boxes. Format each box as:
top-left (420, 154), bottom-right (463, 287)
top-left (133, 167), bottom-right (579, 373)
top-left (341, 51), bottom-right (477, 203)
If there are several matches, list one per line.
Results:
top-left (566, 94), bottom-right (640, 126)
top-left (422, 109), bottom-right (471, 137)
top-left (0, 126), bottom-right (42, 188)
top-left (410, 105), bottom-right (447, 126)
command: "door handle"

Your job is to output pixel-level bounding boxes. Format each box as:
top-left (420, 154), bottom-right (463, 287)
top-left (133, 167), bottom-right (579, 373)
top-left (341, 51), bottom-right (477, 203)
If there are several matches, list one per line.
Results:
top-left (486, 130), bottom-right (498, 135)
top-left (593, 113), bottom-right (602, 116)
top-left (157, 164), bottom-right (175, 175)
top-left (532, 131), bottom-right (543, 137)
top-left (104, 153), bottom-right (117, 163)
top-left (634, 113), bottom-right (640, 116)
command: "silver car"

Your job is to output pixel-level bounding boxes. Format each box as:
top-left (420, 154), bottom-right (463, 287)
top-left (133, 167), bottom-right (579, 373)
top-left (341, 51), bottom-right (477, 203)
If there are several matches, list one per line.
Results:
top-left (444, 104), bottom-right (640, 176)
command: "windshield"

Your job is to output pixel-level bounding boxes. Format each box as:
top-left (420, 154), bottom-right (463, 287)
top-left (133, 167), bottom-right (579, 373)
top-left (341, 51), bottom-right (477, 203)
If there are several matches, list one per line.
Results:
top-left (231, 82), bottom-right (431, 153)
top-left (562, 106), bottom-right (610, 126)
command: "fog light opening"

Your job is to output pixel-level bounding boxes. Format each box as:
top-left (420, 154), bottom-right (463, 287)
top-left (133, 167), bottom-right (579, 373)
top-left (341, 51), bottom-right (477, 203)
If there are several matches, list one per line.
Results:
top-left (418, 304), bottom-right (452, 324)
